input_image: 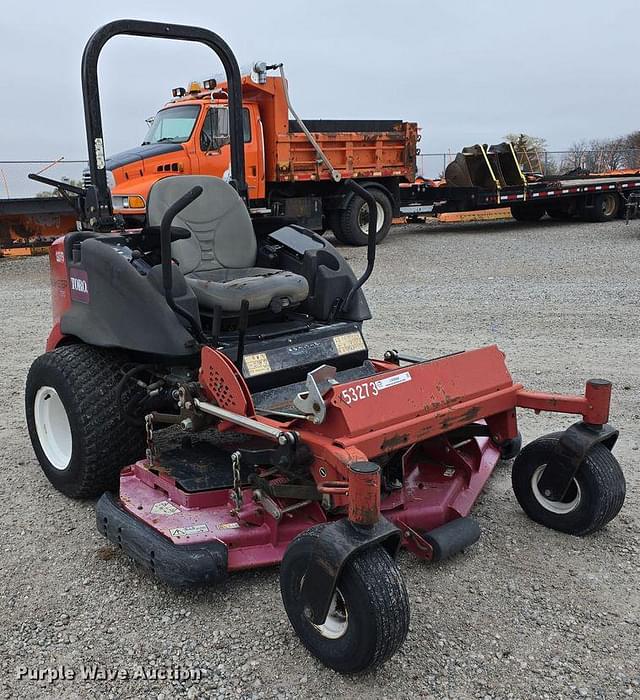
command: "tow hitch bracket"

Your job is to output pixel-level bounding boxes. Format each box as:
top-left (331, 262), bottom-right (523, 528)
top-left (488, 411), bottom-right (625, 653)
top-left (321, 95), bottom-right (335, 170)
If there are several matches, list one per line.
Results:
top-left (300, 516), bottom-right (401, 625)
top-left (537, 421), bottom-right (619, 500)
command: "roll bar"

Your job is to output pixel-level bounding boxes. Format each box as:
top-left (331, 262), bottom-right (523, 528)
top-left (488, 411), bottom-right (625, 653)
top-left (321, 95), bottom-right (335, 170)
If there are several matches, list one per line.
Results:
top-left (81, 19), bottom-right (248, 229)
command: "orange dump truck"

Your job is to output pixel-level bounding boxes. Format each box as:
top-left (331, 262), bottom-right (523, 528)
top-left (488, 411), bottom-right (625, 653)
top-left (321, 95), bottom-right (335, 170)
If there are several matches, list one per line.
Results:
top-left (103, 69), bottom-right (417, 245)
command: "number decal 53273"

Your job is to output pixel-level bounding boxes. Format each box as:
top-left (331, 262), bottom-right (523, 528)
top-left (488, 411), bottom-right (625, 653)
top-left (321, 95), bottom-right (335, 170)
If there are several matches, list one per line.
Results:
top-left (339, 371), bottom-right (412, 405)
top-left (340, 381), bottom-right (379, 405)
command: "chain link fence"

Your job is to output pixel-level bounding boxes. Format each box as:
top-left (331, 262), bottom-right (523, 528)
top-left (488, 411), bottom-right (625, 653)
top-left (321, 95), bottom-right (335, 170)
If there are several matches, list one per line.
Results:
top-left (3, 148), bottom-right (640, 198)
top-left (0, 160), bottom-right (87, 199)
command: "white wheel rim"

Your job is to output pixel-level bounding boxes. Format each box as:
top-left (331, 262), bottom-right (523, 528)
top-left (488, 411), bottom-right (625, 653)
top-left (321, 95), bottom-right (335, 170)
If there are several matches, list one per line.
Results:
top-left (602, 194), bottom-right (617, 217)
top-left (531, 464), bottom-right (581, 514)
top-left (358, 201), bottom-right (385, 235)
top-left (310, 588), bottom-right (349, 639)
top-left (34, 386), bottom-right (72, 470)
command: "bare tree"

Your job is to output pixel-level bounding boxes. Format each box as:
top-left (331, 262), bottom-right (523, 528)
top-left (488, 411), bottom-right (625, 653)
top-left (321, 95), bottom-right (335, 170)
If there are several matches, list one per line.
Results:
top-left (561, 140), bottom-right (589, 171)
top-left (624, 131), bottom-right (640, 168)
top-left (503, 133), bottom-right (550, 174)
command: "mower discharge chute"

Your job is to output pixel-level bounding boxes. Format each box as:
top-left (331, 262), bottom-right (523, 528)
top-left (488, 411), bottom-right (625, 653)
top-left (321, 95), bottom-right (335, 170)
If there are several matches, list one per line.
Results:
top-left (25, 20), bottom-right (626, 674)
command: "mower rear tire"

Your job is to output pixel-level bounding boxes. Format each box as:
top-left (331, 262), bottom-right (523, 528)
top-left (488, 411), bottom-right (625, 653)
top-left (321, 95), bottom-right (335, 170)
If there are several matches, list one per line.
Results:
top-left (510, 203), bottom-right (546, 222)
top-left (339, 187), bottom-right (393, 246)
top-left (25, 344), bottom-right (146, 499)
top-left (280, 526), bottom-right (409, 673)
top-left (511, 433), bottom-right (625, 536)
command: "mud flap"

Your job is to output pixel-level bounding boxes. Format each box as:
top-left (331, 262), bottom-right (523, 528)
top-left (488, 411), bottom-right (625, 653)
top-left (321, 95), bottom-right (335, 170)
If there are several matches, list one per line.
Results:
top-left (536, 422), bottom-right (619, 500)
top-left (299, 517), bottom-right (401, 624)
top-left (96, 492), bottom-right (228, 587)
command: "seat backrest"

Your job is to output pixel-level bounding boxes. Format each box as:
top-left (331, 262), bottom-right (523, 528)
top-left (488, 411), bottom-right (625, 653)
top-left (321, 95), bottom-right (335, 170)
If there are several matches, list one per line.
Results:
top-left (147, 175), bottom-right (257, 274)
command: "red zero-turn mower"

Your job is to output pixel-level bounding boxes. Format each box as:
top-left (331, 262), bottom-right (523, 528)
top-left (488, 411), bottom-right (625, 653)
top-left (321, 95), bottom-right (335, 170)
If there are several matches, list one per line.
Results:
top-left (26, 21), bottom-right (626, 673)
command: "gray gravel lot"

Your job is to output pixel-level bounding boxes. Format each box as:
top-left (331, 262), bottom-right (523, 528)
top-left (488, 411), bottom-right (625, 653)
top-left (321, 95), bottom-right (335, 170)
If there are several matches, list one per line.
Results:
top-left (0, 217), bottom-right (639, 700)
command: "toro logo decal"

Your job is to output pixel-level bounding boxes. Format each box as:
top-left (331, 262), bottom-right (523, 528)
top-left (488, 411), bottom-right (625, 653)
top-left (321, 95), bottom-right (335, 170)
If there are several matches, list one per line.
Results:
top-left (69, 269), bottom-right (90, 303)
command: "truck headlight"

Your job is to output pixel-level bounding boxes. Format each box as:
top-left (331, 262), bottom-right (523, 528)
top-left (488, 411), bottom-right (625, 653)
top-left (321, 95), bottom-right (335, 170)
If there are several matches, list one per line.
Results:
top-left (106, 170), bottom-right (115, 189)
top-left (112, 194), bottom-right (146, 210)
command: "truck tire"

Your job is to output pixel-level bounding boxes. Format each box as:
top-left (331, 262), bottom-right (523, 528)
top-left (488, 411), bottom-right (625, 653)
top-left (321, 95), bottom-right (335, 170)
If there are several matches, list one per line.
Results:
top-left (327, 211), bottom-right (349, 244)
top-left (339, 187), bottom-right (393, 246)
top-left (586, 192), bottom-right (619, 222)
top-left (25, 344), bottom-right (146, 499)
top-left (510, 203), bottom-right (546, 222)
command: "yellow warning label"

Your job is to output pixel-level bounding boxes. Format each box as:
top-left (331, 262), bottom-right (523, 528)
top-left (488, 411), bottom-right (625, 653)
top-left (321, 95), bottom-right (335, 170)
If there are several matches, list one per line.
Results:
top-left (243, 352), bottom-right (272, 377)
top-left (333, 332), bottom-right (366, 356)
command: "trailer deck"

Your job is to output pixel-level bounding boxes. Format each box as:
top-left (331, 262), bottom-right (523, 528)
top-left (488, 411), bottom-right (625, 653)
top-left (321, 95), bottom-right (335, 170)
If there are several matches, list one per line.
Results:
top-left (400, 172), bottom-right (640, 218)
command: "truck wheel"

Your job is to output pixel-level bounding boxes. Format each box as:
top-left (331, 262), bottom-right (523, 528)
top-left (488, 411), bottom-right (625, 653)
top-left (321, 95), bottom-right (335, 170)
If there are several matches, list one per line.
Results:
top-left (327, 211), bottom-right (349, 243)
top-left (280, 526), bottom-right (410, 673)
top-left (510, 203), bottom-right (546, 222)
top-left (25, 344), bottom-right (146, 499)
top-left (586, 192), bottom-right (619, 222)
top-left (339, 188), bottom-right (393, 246)
top-left (511, 433), bottom-right (625, 536)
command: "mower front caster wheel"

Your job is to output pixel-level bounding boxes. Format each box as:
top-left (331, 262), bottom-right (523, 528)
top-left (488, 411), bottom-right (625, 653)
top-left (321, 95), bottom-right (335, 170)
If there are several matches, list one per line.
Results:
top-left (280, 526), bottom-right (410, 673)
top-left (512, 433), bottom-right (625, 536)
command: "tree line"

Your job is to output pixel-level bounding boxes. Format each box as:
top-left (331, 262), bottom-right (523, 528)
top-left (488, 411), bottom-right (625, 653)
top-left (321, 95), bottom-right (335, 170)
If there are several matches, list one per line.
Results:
top-left (505, 131), bottom-right (640, 175)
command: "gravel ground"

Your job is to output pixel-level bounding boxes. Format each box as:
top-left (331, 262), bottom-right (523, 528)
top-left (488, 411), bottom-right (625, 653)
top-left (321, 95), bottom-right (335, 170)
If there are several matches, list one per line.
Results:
top-left (0, 217), bottom-right (638, 700)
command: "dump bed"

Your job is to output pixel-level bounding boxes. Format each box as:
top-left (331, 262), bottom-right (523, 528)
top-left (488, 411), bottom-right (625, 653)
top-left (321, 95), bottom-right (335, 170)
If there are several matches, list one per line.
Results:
top-left (272, 119), bottom-right (418, 183)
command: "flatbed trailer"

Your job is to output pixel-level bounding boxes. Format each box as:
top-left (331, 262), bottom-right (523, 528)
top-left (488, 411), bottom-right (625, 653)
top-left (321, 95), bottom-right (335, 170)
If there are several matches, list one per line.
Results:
top-left (399, 144), bottom-right (640, 224)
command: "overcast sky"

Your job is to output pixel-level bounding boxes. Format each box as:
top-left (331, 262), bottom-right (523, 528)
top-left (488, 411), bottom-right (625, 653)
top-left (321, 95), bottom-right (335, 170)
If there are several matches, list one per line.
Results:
top-left (1, 0), bottom-right (639, 195)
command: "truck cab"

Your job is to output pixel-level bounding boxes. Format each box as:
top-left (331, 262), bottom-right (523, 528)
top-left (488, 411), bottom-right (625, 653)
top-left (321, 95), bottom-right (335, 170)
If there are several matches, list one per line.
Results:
top-left (103, 73), bottom-right (417, 245)
top-left (107, 84), bottom-right (265, 222)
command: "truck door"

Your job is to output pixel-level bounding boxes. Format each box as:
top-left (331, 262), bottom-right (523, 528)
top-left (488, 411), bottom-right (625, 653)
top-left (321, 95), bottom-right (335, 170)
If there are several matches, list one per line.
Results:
top-left (198, 105), bottom-right (262, 201)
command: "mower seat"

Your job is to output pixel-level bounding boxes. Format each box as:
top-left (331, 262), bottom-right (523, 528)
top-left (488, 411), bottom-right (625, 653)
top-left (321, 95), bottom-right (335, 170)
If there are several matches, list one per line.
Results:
top-left (147, 175), bottom-right (308, 314)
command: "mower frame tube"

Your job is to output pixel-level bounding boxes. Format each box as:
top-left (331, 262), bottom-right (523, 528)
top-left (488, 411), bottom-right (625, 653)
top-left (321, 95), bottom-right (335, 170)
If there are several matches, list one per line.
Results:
top-left (516, 378), bottom-right (612, 425)
top-left (517, 378), bottom-right (617, 500)
top-left (299, 516), bottom-right (401, 625)
top-left (81, 19), bottom-right (248, 229)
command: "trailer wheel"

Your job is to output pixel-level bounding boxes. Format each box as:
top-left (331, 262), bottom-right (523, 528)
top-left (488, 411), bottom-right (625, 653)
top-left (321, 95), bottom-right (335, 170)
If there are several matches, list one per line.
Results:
top-left (511, 433), bottom-right (625, 536)
top-left (280, 526), bottom-right (409, 673)
top-left (586, 192), bottom-right (619, 222)
top-left (25, 344), bottom-right (146, 499)
top-left (510, 203), bottom-right (546, 222)
top-left (546, 204), bottom-right (573, 220)
top-left (339, 187), bottom-right (393, 246)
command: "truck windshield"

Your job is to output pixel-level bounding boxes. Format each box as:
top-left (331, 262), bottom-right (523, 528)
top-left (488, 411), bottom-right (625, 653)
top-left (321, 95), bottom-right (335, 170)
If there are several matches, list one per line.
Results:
top-left (142, 105), bottom-right (200, 145)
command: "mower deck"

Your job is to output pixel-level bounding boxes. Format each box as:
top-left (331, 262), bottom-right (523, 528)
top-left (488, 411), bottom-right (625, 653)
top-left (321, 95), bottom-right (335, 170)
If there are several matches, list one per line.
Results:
top-left (97, 427), bottom-right (499, 584)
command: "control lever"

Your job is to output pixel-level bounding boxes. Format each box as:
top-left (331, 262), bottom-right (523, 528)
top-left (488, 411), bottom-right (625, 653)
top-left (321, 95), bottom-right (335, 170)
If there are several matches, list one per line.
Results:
top-left (159, 186), bottom-right (206, 342)
top-left (333, 179), bottom-right (378, 317)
